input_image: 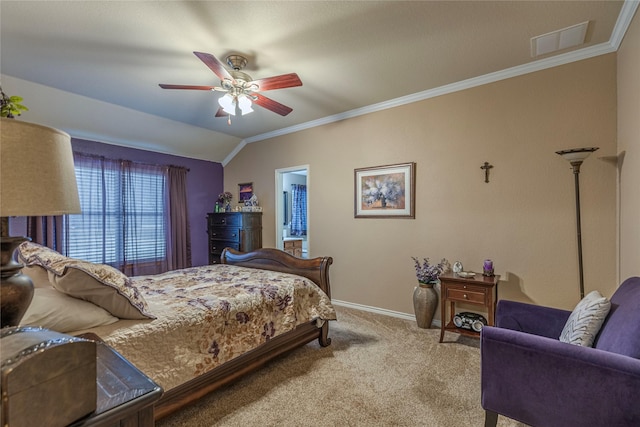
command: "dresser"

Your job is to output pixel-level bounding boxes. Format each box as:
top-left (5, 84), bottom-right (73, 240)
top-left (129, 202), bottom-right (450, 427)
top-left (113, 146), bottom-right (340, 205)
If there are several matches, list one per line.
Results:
top-left (283, 238), bottom-right (303, 257)
top-left (207, 212), bottom-right (262, 264)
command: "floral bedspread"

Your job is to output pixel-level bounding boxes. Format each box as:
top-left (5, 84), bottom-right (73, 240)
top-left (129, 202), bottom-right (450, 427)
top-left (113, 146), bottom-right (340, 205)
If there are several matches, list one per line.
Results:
top-left (72, 264), bottom-right (336, 391)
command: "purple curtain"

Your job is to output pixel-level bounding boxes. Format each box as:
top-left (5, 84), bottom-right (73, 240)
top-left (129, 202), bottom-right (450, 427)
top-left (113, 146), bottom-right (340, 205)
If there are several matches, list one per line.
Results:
top-left (166, 166), bottom-right (191, 270)
top-left (27, 216), bottom-right (65, 251)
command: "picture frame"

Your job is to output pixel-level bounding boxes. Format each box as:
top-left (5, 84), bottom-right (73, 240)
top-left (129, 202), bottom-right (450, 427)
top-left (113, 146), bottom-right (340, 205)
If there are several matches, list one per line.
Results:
top-left (354, 162), bottom-right (415, 218)
top-left (238, 182), bottom-right (253, 203)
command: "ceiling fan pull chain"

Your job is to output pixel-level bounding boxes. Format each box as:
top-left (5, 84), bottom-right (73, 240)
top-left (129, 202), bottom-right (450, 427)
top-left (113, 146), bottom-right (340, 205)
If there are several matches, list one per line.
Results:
top-left (227, 115), bottom-right (232, 126)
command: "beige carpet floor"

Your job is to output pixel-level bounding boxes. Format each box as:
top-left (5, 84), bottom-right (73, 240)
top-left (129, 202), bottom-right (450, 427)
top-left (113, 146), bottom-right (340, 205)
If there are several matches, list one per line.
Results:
top-left (157, 305), bottom-right (526, 427)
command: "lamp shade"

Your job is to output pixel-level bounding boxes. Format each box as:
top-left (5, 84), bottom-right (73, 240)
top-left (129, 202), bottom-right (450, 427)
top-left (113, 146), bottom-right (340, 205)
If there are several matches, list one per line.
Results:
top-left (218, 94), bottom-right (236, 115)
top-left (555, 147), bottom-right (599, 163)
top-left (0, 118), bottom-right (81, 217)
top-left (237, 94), bottom-right (254, 115)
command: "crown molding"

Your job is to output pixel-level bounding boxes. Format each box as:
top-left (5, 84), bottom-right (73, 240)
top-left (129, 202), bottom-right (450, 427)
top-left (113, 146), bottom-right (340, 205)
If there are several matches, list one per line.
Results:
top-left (226, 0), bottom-right (637, 163)
top-left (243, 41), bottom-right (616, 147)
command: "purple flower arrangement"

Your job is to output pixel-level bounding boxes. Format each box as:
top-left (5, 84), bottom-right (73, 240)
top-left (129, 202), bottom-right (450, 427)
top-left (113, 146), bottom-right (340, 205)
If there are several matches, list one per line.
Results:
top-left (412, 257), bottom-right (450, 284)
top-left (218, 191), bottom-right (233, 204)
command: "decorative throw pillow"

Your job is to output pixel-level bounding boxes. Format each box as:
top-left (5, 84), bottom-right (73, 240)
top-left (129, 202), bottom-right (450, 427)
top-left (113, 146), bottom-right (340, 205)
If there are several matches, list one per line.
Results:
top-left (48, 260), bottom-right (155, 320)
top-left (18, 241), bottom-right (71, 269)
top-left (559, 290), bottom-right (611, 347)
top-left (18, 241), bottom-right (154, 320)
top-left (19, 287), bottom-right (119, 333)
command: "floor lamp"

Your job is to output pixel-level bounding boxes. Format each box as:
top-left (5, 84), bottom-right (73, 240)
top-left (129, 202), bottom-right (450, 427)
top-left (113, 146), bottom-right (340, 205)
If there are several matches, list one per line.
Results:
top-left (0, 118), bottom-right (81, 327)
top-left (555, 147), bottom-right (599, 299)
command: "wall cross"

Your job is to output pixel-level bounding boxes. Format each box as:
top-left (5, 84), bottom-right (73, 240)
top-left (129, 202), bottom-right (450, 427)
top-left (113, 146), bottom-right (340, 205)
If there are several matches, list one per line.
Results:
top-left (481, 162), bottom-right (494, 183)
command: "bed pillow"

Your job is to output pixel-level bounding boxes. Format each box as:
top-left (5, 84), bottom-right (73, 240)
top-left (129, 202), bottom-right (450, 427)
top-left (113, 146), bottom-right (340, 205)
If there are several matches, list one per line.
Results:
top-left (559, 290), bottom-right (611, 347)
top-left (48, 260), bottom-right (155, 320)
top-left (22, 265), bottom-right (53, 288)
top-left (19, 287), bottom-right (119, 333)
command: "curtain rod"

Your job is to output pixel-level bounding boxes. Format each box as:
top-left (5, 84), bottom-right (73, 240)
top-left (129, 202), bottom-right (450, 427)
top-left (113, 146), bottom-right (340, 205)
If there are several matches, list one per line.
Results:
top-left (73, 151), bottom-right (190, 172)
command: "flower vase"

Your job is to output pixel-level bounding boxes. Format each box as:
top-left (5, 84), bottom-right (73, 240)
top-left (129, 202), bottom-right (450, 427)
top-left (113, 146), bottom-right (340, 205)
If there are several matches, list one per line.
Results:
top-left (225, 202), bottom-right (231, 212)
top-left (413, 281), bottom-right (438, 329)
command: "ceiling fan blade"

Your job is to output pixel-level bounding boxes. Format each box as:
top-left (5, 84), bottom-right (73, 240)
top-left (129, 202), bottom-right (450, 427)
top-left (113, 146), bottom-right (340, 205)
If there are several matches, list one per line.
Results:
top-left (253, 94), bottom-right (293, 116)
top-left (214, 107), bottom-right (228, 117)
top-left (159, 84), bottom-right (216, 90)
top-left (193, 51), bottom-right (234, 82)
top-left (249, 73), bottom-right (302, 92)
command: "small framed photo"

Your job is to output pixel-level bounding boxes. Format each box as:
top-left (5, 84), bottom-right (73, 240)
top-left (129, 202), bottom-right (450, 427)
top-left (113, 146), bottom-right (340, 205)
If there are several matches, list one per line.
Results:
top-left (238, 182), bottom-right (253, 203)
top-left (354, 162), bottom-right (415, 218)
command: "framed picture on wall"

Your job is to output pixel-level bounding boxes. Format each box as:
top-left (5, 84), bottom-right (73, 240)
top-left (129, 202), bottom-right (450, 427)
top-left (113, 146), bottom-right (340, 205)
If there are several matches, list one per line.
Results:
top-left (354, 162), bottom-right (415, 218)
top-left (238, 182), bottom-right (253, 203)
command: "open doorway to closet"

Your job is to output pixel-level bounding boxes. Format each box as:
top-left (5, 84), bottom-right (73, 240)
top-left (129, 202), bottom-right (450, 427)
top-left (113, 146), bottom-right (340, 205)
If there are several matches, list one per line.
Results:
top-left (275, 165), bottom-right (309, 258)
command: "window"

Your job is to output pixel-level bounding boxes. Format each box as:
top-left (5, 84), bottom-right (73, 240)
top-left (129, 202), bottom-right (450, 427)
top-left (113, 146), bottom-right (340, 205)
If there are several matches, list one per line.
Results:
top-left (64, 154), bottom-right (167, 271)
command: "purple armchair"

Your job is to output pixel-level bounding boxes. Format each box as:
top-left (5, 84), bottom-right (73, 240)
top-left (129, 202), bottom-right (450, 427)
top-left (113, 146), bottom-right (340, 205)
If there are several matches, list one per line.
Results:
top-left (481, 277), bottom-right (640, 427)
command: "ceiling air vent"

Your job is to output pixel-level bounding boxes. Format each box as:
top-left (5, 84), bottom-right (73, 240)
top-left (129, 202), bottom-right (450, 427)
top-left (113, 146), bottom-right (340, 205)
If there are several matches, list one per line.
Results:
top-left (531, 21), bottom-right (589, 57)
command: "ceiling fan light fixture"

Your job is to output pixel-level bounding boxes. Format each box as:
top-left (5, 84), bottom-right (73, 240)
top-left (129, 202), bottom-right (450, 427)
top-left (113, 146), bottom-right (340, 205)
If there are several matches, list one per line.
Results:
top-left (218, 93), bottom-right (236, 115)
top-left (238, 94), bottom-right (254, 115)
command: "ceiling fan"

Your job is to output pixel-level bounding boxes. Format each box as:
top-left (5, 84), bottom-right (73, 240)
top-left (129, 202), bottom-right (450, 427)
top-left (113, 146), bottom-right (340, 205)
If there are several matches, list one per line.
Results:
top-left (159, 52), bottom-right (302, 123)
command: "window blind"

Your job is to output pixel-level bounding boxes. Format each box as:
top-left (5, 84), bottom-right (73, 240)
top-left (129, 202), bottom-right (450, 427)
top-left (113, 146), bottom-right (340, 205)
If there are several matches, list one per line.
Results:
top-left (65, 156), bottom-right (166, 268)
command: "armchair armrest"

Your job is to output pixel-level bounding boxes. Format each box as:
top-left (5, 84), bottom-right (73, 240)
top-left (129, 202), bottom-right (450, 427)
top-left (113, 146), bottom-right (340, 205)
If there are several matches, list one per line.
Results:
top-left (496, 300), bottom-right (570, 339)
top-left (481, 326), bottom-right (640, 427)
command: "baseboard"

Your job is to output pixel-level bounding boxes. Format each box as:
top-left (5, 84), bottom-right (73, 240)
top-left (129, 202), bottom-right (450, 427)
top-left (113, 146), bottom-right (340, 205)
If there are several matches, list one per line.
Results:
top-left (332, 299), bottom-right (442, 328)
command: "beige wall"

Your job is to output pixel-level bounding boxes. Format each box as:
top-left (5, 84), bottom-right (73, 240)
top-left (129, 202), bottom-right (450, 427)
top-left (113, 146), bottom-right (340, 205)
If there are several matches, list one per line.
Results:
top-left (225, 54), bottom-right (618, 315)
top-left (618, 10), bottom-right (640, 281)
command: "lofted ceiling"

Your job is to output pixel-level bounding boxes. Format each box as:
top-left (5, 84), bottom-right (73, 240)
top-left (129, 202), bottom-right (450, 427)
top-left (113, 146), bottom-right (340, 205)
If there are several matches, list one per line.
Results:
top-left (0, 1), bottom-right (635, 163)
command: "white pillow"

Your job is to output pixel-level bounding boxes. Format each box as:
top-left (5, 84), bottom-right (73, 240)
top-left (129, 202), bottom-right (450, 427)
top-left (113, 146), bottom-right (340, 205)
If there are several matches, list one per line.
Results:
top-left (19, 288), bottom-right (119, 333)
top-left (559, 290), bottom-right (611, 347)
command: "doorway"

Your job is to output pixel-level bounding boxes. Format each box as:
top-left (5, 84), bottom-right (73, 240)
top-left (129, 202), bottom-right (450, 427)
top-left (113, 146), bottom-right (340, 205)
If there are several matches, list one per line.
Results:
top-left (275, 165), bottom-right (309, 258)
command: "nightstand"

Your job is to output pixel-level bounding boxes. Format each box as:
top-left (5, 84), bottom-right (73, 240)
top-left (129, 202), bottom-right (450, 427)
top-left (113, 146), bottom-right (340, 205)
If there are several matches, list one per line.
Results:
top-left (439, 271), bottom-right (500, 343)
top-left (71, 334), bottom-right (163, 427)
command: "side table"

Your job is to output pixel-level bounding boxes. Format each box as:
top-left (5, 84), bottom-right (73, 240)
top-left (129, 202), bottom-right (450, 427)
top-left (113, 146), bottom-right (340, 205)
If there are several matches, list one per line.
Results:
top-left (439, 271), bottom-right (500, 343)
top-left (71, 334), bottom-right (163, 427)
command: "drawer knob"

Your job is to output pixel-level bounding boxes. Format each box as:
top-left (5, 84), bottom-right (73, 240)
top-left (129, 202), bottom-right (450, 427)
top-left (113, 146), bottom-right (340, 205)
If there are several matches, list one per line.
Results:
top-left (463, 285), bottom-right (467, 289)
top-left (463, 294), bottom-right (468, 299)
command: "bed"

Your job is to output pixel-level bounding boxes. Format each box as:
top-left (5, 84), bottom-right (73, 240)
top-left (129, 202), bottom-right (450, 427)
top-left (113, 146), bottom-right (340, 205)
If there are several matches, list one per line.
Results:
top-left (17, 243), bottom-right (336, 420)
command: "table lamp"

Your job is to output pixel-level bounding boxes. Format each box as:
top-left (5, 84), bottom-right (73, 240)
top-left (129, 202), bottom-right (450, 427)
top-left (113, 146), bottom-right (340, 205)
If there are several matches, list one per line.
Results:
top-left (0, 118), bottom-right (81, 327)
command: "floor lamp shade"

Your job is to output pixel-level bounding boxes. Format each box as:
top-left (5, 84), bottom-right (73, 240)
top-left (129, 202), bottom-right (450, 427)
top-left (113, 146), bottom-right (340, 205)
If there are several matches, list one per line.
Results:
top-left (0, 118), bottom-right (81, 327)
top-left (1, 118), bottom-right (81, 217)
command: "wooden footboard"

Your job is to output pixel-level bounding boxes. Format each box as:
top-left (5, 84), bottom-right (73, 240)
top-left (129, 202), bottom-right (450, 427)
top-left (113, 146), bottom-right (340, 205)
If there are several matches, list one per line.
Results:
top-left (154, 248), bottom-right (334, 420)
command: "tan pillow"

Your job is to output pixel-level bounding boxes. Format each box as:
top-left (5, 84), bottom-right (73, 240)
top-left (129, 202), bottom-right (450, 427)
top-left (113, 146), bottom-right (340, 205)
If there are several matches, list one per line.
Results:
top-left (22, 265), bottom-right (53, 288)
top-left (48, 260), bottom-right (155, 320)
top-left (19, 287), bottom-right (119, 333)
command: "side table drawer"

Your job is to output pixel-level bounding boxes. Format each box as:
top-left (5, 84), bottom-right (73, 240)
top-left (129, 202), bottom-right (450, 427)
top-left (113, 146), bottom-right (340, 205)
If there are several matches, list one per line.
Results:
top-left (446, 288), bottom-right (486, 304)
